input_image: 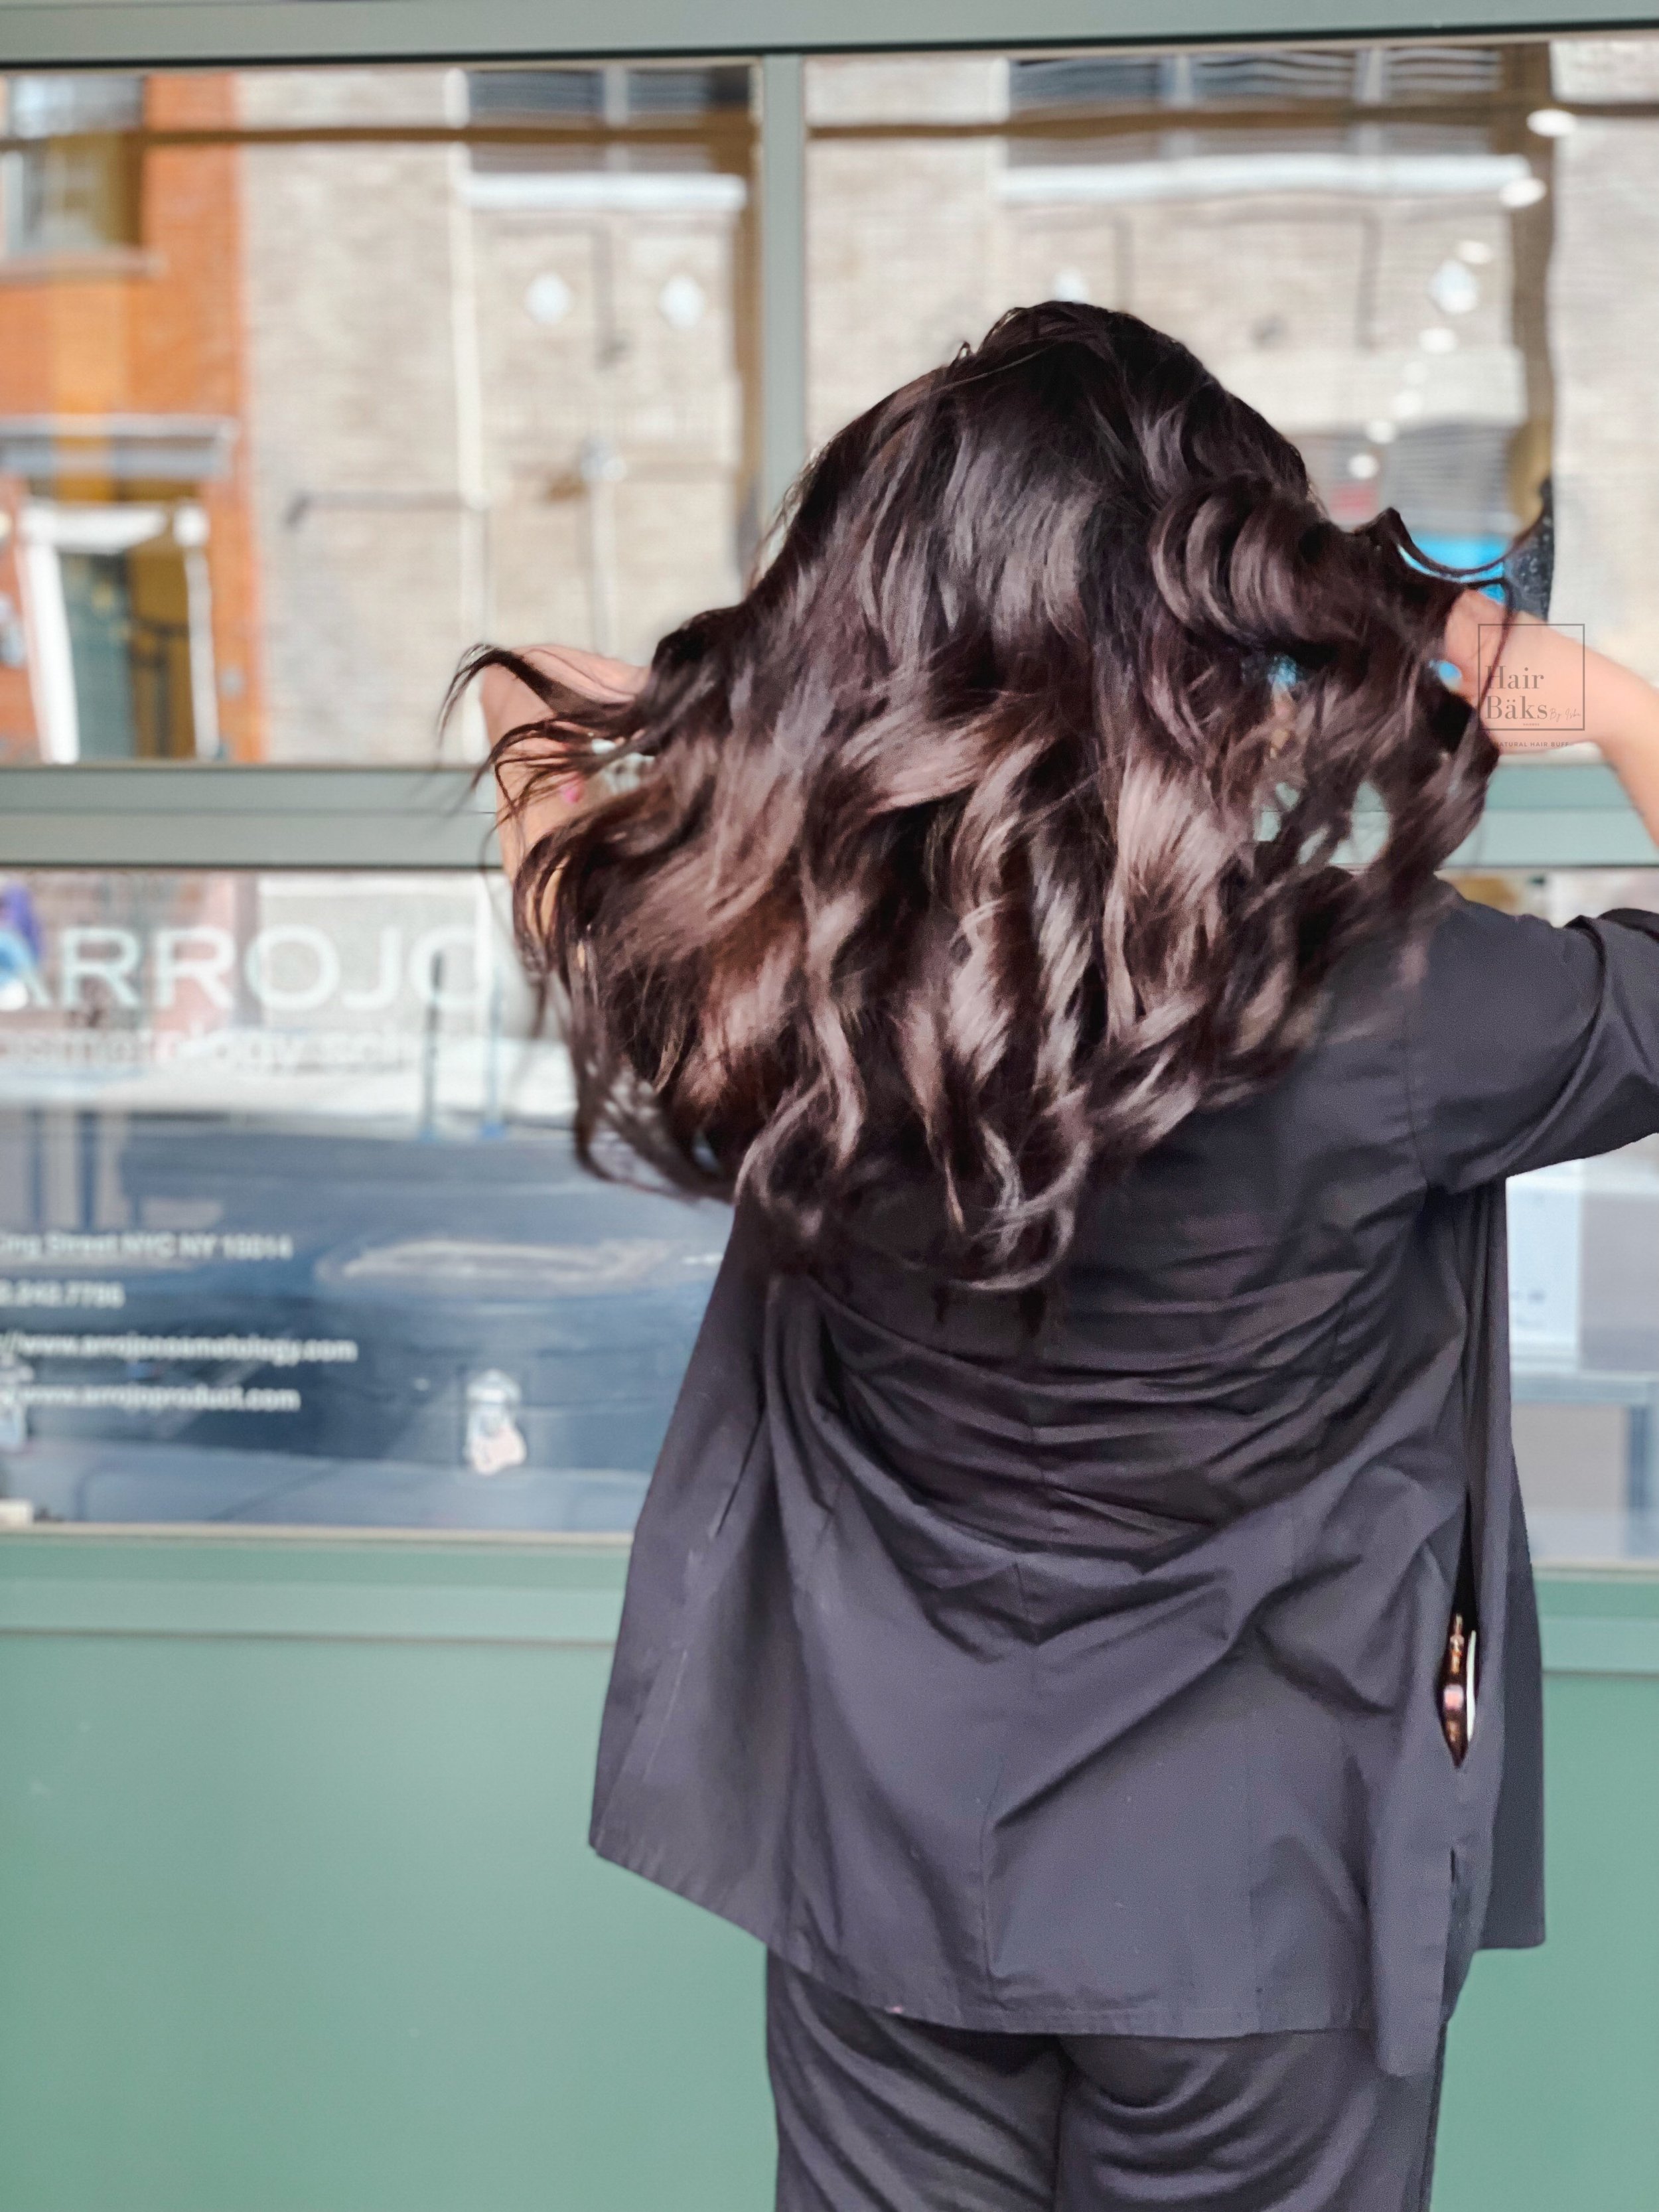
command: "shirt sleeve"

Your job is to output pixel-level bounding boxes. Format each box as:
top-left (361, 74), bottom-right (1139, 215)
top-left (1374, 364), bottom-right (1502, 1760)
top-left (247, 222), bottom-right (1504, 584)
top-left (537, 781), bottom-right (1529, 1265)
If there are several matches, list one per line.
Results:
top-left (1406, 890), bottom-right (1659, 1193)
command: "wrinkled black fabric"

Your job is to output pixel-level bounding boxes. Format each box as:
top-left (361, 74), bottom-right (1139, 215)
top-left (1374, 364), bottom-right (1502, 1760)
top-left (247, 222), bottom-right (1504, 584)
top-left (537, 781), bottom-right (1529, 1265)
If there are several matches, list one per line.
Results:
top-left (765, 1954), bottom-right (1445, 2212)
top-left (592, 888), bottom-right (1659, 2077)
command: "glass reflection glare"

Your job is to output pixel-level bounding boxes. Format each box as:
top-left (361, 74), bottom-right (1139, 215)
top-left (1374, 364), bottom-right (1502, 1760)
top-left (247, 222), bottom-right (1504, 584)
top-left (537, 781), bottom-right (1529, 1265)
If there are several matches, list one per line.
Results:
top-left (0, 867), bottom-right (729, 1530)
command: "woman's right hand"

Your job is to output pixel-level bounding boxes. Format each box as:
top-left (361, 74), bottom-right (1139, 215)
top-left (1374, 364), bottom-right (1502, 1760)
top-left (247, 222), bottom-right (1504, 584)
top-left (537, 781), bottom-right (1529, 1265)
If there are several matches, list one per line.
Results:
top-left (1441, 591), bottom-right (1657, 756)
top-left (1441, 591), bottom-right (1659, 850)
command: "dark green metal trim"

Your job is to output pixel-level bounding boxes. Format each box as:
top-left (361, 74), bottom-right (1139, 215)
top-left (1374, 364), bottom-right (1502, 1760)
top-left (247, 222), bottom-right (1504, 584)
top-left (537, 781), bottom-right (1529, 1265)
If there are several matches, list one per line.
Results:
top-left (0, 765), bottom-right (498, 871)
top-left (1340, 762), bottom-right (1659, 873)
top-left (0, 1527), bottom-right (629, 1642)
top-left (1448, 763), bottom-right (1659, 870)
top-left (0, 1529), bottom-right (1654, 1668)
top-left (760, 52), bottom-right (808, 520)
top-left (1, 760), bottom-right (1646, 877)
top-left (0, 2), bottom-right (1652, 71)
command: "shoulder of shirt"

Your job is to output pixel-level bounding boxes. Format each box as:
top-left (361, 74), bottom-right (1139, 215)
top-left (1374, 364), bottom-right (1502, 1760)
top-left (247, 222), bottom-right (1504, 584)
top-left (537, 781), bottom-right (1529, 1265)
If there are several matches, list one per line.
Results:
top-left (1315, 881), bottom-right (1553, 1045)
top-left (1398, 883), bottom-right (1659, 1021)
top-left (1423, 885), bottom-right (1659, 960)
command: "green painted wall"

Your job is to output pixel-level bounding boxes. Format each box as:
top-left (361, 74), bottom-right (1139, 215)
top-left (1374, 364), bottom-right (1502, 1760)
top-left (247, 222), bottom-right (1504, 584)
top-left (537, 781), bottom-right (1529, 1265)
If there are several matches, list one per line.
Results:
top-left (0, 1535), bottom-right (1654, 2211)
top-left (1436, 1582), bottom-right (1659, 2212)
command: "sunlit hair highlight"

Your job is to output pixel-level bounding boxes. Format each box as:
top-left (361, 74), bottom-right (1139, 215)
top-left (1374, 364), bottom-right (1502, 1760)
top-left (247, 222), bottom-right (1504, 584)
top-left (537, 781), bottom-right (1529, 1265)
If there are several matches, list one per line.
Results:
top-left (462, 303), bottom-right (1496, 1289)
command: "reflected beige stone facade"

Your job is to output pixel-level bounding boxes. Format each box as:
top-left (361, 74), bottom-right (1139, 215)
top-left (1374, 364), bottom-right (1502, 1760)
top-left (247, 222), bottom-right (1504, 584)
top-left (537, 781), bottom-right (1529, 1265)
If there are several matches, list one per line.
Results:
top-left (1547, 105), bottom-right (1659, 680)
top-left (236, 67), bottom-right (749, 762)
top-left (804, 53), bottom-right (1532, 555)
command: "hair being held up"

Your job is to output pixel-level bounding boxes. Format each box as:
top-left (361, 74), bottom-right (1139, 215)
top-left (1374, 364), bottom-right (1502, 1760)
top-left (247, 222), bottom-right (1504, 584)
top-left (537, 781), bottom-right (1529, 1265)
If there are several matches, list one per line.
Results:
top-left (459, 302), bottom-right (1495, 1291)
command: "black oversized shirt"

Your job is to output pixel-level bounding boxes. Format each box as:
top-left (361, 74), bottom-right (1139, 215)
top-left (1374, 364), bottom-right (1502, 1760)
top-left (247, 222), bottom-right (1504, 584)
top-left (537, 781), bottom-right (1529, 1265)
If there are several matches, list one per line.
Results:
top-left (591, 889), bottom-right (1659, 2076)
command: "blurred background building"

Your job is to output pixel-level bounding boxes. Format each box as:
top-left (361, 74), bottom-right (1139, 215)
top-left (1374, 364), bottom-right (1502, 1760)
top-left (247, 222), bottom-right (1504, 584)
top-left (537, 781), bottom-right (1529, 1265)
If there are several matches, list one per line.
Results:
top-left (0, 37), bottom-right (1650, 765)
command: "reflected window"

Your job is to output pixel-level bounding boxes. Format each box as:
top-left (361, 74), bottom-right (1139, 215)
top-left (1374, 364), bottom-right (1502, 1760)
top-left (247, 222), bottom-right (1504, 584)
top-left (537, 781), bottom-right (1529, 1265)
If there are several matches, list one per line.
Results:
top-left (21, 500), bottom-right (214, 760)
top-left (0, 61), bottom-right (758, 764)
top-left (467, 62), bottom-right (753, 167)
top-left (3, 73), bottom-right (143, 259)
top-left (0, 869), bottom-right (728, 1530)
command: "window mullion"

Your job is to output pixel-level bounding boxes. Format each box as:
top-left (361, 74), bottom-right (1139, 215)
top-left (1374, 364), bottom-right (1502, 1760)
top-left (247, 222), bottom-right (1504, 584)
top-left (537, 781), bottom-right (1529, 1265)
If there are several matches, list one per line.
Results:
top-left (0, 767), bottom-right (498, 871)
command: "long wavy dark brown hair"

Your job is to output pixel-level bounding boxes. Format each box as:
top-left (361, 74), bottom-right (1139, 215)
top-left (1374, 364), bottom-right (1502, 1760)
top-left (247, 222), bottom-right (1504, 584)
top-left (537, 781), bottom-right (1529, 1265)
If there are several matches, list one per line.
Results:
top-left (465, 303), bottom-right (1497, 1289)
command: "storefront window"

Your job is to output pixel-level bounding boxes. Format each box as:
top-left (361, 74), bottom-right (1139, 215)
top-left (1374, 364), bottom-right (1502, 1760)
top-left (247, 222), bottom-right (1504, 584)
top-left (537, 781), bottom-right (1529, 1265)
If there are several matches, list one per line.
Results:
top-left (5, 30), bottom-right (1657, 1552)
top-left (0, 868), bottom-right (729, 1528)
top-left (7, 857), bottom-right (1653, 1554)
top-left (0, 62), bottom-right (758, 765)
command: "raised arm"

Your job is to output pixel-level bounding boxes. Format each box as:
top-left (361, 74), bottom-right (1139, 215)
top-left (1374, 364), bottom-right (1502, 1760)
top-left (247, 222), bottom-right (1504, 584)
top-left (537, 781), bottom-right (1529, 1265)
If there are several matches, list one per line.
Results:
top-left (1441, 592), bottom-right (1659, 850)
top-left (1411, 595), bottom-right (1659, 1188)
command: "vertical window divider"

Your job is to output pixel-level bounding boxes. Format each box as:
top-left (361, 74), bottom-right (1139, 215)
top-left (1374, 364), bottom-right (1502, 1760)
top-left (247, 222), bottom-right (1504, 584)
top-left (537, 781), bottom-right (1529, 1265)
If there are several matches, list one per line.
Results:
top-left (760, 52), bottom-right (808, 521)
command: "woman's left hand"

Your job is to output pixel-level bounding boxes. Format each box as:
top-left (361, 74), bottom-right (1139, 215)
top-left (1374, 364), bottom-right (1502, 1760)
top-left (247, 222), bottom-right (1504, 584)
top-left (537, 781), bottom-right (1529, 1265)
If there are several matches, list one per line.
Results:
top-left (482, 644), bottom-right (646, 882)
top-left (479, 644), bottom-right (646, 758)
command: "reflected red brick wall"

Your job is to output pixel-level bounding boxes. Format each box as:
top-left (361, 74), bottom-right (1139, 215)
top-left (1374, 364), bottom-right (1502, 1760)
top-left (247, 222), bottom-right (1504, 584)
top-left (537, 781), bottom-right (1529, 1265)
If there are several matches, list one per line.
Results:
top-left (0, 71), bottom-right (264, 760)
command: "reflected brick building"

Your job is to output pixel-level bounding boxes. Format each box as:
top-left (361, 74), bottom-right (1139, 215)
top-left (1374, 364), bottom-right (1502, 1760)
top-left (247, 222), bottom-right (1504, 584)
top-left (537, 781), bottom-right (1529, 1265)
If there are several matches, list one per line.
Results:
top-left (0, 71), bottom-right (262, 761)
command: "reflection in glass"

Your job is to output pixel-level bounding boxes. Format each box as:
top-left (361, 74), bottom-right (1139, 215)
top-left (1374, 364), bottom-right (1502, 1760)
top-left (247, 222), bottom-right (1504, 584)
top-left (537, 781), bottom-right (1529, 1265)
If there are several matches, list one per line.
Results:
top-left (1453, 869), bottom-right (1659, 1566)
top-left (5, 73), bottom-right (143, 258)
top-left (803, 48), bottom-right (1659, 1568)
top-left (0, 62), bottom-right (758, 763)
top-left (0, 869), bottom-right (728, 1529)
top-left (804, 39), bottom-right (1659, 638)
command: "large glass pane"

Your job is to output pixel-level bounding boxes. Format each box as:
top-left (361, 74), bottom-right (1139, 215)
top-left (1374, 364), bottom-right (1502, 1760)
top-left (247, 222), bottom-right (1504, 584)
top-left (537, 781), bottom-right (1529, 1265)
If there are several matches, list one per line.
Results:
top-left (804, 45), bottom-right (1659, 1568)
top-left (1451, 869), bottom-right (1659, 1567)
top-left (0, 867), bottom-right (728, 1528)
top-left (0, 62), bottom-right (758, 764)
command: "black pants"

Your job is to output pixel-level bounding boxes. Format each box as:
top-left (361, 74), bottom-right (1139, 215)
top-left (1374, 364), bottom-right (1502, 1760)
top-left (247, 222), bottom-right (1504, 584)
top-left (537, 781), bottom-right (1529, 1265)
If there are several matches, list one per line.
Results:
top-left (767, 1956), bottom-right (1445, 2212)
